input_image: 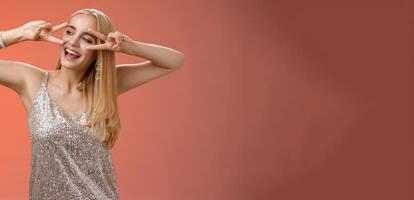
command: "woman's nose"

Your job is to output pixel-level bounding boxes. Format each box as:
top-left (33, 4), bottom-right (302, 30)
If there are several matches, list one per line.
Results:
top-left (66, 38), bottom-right (80, 47)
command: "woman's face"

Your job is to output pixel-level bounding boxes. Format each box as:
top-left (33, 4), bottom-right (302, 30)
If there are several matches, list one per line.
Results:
top-left (60, 13), bottom-right (98, 70)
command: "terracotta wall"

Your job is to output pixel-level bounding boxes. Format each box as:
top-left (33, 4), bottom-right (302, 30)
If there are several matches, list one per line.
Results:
top-left (0, 0), bottom-right (412, 199)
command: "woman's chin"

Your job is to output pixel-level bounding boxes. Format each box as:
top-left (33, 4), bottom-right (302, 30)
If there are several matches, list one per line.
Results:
top-left (61, 57), bottom-right (83, 68)
top-left (60, 61), bottom-right (82, 69)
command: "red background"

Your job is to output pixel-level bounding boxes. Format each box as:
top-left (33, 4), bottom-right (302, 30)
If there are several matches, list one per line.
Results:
top-left (0, 0), bottom-right (413, 200)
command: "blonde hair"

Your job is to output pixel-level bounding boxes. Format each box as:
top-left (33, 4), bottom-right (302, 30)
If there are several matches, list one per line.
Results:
top-left (55, 8), bottom-right (121, 150)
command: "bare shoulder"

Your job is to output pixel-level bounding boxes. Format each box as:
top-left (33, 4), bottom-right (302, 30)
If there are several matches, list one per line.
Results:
top-left (0, 60), bottom-right (46, 114)
top-left (0, 61), bottom-right (41, 94)
top-left (18, 64), bottom-right (45, 92)
top-left (18, 64), bottom-right (47, 114)
top-left (23, 64), bottom-right (45, 83)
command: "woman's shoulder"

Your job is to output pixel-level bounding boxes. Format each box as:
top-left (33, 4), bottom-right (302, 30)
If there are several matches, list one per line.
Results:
top-left (23, 66), bottom-right (58, 95)
top-left (17, 65), bottom-right (51, 114)
top-left (24, 65), bottom-right (48, 83)
top-left (28, 66), bottom-right (62, 81)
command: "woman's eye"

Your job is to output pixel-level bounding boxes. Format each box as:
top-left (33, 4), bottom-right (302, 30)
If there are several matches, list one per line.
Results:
top-left (84, 38), bottom-right (93, 43)
top-left (65, 30), bottom-right (73, 35)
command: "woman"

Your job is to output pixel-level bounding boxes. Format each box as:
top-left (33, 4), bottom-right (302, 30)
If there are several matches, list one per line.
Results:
top-left (0, 8), bottom-right (184, 200)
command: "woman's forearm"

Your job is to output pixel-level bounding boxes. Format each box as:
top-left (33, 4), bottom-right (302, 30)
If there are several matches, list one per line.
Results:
top-left (1, 27), bottom-right (25, 47)
top-left (121, 40), bottom-right (184, 69)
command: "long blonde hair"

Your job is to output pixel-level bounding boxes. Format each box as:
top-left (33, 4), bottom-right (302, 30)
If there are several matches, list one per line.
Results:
top-left (55, 8), bottom-right (121, 150)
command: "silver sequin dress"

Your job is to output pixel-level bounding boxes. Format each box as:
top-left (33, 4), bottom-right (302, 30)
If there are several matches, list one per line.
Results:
top-left (28, 70), bottom-right (119, 200)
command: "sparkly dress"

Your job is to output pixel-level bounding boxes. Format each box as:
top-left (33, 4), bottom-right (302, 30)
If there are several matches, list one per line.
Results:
top-left (28, 70), bottom-right (119, 200)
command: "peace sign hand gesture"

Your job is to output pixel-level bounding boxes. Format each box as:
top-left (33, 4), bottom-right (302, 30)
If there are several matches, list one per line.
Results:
top-left (85, 28), bottom-right (132, 52)
top-left (20, 20), bottom-right (67, 44)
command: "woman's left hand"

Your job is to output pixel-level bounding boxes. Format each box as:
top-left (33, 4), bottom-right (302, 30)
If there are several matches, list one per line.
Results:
top-left (85, 28), bottom-right (132, 52)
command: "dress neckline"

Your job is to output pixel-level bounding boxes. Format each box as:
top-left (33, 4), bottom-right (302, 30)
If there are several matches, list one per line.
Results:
top-left (44, 70), bottom-right (87, 123)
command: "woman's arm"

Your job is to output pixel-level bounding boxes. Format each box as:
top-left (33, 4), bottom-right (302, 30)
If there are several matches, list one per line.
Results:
top-left (86, 29), bottom-right (185, 95)
top-left (116, 40), bottom-right (184, 95)
top-left (1, 28), bottom-right (25, 47)
top-left (0, 21), bottom-right (66, 95)
top-left (120, 40), bottom-right (184, 70)
top-left (0, 27), bottom-right (29, 94)
top-left (1, 21), bottom-right (65, 47)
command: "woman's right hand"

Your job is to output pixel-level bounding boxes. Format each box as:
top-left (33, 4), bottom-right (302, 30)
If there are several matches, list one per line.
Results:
top-left (19, 20), bottom-right (67, 44)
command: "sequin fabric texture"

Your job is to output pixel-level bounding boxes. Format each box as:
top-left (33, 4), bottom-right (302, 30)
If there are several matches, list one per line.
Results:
top-left (28, 70), bottom-right (119, 200)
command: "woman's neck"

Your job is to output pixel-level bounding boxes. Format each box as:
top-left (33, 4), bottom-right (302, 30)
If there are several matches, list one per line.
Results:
top-left (52, 68), bottom-right (86, 93)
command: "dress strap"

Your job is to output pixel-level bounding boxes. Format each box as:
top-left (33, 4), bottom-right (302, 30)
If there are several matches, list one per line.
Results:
top-left (41, 70), bottom-right (48, 87)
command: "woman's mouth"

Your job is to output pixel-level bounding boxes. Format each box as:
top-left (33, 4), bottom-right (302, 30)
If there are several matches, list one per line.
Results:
top-left (64, 48), bottom-right (81, 61)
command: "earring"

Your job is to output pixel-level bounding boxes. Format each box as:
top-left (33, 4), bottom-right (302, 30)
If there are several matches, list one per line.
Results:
top-left (95, 63), bottom-right (101, 80)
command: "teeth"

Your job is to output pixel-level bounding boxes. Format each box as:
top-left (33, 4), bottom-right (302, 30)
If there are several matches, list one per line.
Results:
top-left (65, 48), bottom-right (80, 56)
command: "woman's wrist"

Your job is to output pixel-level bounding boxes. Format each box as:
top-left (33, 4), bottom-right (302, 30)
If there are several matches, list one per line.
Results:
top-left (1, 27), bottom-right (26, 47)
top-left (119, 37), bottom-right (136, 55)
top-left (0, 32), bottom-right (6, 48)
